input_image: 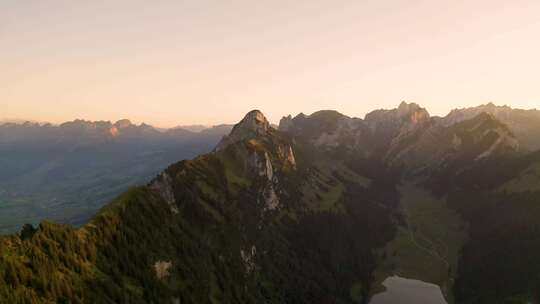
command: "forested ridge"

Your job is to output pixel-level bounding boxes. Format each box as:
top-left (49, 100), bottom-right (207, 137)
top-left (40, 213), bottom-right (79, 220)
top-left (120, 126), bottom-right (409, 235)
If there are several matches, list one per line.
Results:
top-left (0, 117), bottom-right (398, 303)
top-left (428, 152), bottom-right (540, 303)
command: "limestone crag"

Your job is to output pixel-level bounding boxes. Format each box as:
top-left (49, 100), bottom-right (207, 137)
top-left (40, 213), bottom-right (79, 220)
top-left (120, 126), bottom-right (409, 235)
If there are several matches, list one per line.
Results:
top-left (215, 110), bottom-right (271, 151)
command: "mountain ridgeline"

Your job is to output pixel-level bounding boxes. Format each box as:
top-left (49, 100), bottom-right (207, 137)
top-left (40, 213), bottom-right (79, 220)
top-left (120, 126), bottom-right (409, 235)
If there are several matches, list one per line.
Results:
top-left (279, 102), bottom-right (521, 172)
top-left (0, 120), bottom-right (232, 233)
top-left (2, 103), bottom-right (540, 303)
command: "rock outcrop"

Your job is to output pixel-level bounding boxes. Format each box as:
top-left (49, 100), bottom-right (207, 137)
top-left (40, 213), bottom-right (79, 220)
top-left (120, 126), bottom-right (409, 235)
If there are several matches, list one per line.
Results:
top-left (215, 110), bottom-right (271, 151)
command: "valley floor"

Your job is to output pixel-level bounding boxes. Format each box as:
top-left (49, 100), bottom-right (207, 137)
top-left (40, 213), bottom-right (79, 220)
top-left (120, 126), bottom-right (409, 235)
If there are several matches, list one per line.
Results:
top-left (370, 181), bottom-right (468, 304)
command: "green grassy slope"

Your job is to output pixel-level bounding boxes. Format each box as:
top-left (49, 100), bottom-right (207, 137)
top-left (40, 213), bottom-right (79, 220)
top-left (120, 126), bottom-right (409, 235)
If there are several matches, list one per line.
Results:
top-left (371, 182), bottom-right (467, 304)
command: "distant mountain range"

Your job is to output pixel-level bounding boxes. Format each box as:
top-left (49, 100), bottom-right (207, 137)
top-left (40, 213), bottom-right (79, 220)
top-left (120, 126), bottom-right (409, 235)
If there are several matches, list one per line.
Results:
top-left (0, 120), bottom-right (233, 233)
top-left (173, 124), bottom-right (211, 132)
top-left (1, 103), bottom-right (540, 303)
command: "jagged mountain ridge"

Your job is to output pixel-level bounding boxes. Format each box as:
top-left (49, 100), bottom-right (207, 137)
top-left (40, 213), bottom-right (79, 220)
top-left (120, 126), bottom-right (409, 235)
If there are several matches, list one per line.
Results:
top-left (441, 102), bottom-right (540, 151)
top-left (385, 112), bottom-right (519, 172)
top-left (280, 102), bottom-right (522, 173)
top-left (0, 119), bottom-right (234, 145)
top-left (279, 102), bottom-right (430, 159)
top-left (0, 110), bottom-right (397, 303)
top-left (1, 104), bottom-right (540, 303)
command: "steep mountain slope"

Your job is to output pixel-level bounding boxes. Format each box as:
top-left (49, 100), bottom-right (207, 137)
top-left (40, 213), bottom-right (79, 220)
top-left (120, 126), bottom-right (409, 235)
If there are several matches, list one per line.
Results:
top-left (442, 102), bottom-right (540, 151)
top-left (0, 111), bottom-right (397, 303)
top-left (427, 151), bottom-right (540, 304)
top-left (280, 104), bottom-right (527, 304)
top-left (1, 104), bottom-right (539, 304)
top-left (279, 110), bottom-right (371, 156)
top-left (279, 102), bottom-right (431, 159)
top-left (386, 112), bottom-right (520, 173)
top-left (364, 102), bottom-right (431, 155)
top-left (0, 121), bottom-right (231, 233)
top-left (280, 103), bottom-right (520, 174)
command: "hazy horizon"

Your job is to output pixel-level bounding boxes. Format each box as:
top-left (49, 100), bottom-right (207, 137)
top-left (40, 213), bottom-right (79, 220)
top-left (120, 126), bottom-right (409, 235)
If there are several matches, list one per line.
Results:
top-left (3, 0), bottom-right (540, 127)
top-left (1, 101), bottom-right (538, 128)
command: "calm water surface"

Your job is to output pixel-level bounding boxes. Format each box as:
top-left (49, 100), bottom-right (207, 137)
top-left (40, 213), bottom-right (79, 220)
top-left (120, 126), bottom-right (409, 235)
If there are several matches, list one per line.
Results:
top-left (369, 275), bottom-right (447, 304)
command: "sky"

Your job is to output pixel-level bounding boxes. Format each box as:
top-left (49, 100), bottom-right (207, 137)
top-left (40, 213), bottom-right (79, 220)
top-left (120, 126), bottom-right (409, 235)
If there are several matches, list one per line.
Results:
top-left (1, 0), bottom-right (540, 127)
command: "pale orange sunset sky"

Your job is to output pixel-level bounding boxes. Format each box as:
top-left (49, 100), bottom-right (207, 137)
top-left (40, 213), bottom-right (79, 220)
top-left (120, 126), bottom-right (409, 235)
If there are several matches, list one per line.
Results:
top-left (2, 0), bottom-right (540, 127)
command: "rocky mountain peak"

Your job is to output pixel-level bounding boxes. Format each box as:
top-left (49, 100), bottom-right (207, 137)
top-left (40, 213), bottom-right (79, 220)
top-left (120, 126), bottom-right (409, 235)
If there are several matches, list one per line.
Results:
top-left (230, 110), bottom-right (270, 137)
top-left (396, 101), bottom-right (430, 123)
top-left (365, 101), bottom-right (430, 124)
top-left (278, 115), bottom-right (294, 132)
top-left (214, 110), bottom-right (271, 151)
top-left (114, 119), bottom-right (133, 129)
top-left (443, 103), bottom-right (516, 127)
top-left (397, 101), bottom-right (418, 114)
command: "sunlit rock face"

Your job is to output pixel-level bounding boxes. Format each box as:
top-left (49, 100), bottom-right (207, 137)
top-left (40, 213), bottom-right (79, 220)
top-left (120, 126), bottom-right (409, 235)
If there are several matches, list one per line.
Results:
top-left (215, 110), bottom-right (270, 151)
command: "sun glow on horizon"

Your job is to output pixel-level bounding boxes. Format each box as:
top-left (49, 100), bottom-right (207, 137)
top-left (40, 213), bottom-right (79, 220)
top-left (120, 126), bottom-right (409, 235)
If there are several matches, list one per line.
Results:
top-left (2, 0), bottom-right (540, 127)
